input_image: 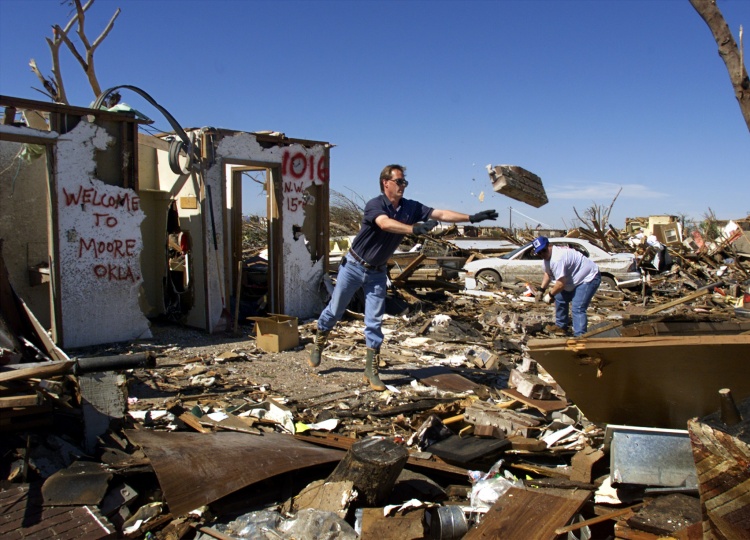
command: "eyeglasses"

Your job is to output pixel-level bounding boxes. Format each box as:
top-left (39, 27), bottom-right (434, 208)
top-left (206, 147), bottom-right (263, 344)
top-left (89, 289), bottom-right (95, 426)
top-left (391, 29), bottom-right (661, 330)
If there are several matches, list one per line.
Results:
top-left (390, 178), bottom-right (409, 188)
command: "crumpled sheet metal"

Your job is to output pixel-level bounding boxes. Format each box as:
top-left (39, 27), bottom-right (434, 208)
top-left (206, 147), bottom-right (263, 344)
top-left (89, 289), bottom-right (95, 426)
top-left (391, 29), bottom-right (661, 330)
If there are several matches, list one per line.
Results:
top-left (125, 430), bottom-right (343, 517)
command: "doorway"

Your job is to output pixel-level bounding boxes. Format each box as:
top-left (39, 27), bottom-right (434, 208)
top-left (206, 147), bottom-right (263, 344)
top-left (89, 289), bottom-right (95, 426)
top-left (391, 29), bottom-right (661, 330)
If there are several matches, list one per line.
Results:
top-left (228, 164), bottom-right (281, 322)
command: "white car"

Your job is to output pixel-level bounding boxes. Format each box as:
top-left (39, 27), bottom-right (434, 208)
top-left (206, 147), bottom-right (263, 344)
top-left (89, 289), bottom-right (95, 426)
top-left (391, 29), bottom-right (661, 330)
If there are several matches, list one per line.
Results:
top-left (461, 237), bottom-right (642, 291)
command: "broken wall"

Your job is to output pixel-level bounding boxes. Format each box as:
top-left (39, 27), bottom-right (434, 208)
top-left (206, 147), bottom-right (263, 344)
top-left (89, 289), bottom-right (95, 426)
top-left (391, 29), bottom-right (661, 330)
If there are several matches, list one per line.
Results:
top-left (0, 139), bottom-right (52, 329)
top-left (2, 95), bottom-right (332, 344)
top-left (2, 96), bottom-right (151, 349)
top-left (54, 121), bottom-right (151, 347)
top-left (209, 131), bottom-right (330, 326)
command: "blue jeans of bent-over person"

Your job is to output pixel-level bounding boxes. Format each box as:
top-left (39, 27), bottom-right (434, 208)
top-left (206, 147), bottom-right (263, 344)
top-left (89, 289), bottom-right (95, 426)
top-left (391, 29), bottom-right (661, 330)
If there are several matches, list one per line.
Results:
top-left (554, 273), bottom-right (601, 336)
top-left (316, 254), bottom-right (387, 350)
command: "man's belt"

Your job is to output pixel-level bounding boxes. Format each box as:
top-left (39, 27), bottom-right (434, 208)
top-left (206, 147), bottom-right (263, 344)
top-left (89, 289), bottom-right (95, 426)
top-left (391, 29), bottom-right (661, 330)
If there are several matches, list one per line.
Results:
top-left (348, 250), bottom-right (383, 271)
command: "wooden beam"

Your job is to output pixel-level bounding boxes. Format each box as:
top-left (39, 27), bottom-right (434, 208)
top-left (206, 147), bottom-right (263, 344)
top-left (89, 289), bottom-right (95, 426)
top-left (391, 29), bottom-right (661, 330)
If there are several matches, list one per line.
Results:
top-left (0, 361), bottom-right (76, 383)
top-left (0, 395), bottom-right (40, 408)
top-left (391, 253), bottom-right (427, 284)
top-left (643, 288), bottom-right (709, 315)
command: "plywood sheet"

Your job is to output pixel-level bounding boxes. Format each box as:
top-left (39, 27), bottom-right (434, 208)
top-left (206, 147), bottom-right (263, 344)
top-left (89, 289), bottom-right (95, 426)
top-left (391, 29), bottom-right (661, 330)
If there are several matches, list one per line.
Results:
top-left (464, 486), bottom-right (589, 539)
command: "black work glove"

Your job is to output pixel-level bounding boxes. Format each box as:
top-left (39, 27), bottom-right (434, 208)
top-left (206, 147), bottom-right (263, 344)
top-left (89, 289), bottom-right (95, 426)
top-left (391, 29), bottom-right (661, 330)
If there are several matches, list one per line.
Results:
top-left (469, 209), bottom-right (499, 223)
top-left (413, 219), bottom-right (438, 236)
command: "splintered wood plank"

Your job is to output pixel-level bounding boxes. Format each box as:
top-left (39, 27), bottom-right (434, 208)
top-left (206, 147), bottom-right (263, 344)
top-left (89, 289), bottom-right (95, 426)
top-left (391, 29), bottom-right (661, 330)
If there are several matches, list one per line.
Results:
top-left (0, 394), bottom-right (40, 408)
top-left (554, 504), bottom-right (641, 535)
top-left (391, 253), bottom-right (426, 284)
top-left (463, 486), bottom-right (589, 540)
top-left (361, 507), bottom-right (426, 539)
top-left (501, 388), bottom-right (568, 413)
top-left (0, 361), bottom-right (75, 383)
top-left (643, 288), bottom-right (709, 315)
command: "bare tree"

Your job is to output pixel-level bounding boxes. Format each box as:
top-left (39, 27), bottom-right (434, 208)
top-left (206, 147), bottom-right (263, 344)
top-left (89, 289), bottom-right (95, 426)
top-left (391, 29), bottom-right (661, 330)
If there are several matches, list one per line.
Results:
top-left (329, 189), bottom-right (365, 237)
top-left (573, 187), bottom-right (622, 250)
top-left (690, 0), bottom-right (750, 132)
top-left (700, 207), bottom-right (722, 241)
top-left (29, 0), bottom-right (120, 104)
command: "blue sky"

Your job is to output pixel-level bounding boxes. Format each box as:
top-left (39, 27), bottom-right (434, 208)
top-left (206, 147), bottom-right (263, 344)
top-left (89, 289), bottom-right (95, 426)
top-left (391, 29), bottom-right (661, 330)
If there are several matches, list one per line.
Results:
top-left (1, 0), bottom-right (748, 230)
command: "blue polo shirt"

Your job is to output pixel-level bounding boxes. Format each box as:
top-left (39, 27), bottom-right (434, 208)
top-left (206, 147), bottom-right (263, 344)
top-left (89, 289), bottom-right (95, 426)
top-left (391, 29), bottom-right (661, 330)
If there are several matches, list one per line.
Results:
top-left (350, 194), bottom-right (433, 267)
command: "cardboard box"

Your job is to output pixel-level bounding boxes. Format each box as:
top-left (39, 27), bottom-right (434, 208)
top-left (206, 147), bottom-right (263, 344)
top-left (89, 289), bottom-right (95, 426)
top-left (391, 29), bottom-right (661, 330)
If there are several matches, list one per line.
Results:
top-left (248, 314), bottom-right (299, 352)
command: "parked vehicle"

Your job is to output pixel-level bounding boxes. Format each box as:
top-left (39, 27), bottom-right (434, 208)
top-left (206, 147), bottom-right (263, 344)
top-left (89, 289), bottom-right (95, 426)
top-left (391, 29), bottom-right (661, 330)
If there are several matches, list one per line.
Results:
top-left (460, 237), bottom-right (642, 291)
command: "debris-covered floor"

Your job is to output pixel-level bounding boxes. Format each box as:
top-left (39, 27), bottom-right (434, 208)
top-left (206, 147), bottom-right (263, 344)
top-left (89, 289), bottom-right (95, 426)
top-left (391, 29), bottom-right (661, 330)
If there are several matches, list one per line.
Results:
top-left (3, 277), bottom-right (750, 539)
top-left (2, 223), bottom-right (750, 539)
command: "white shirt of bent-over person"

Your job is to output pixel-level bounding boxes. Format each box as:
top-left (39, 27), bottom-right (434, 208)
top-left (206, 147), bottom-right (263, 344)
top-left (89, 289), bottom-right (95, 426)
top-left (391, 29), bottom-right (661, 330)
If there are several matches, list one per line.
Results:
top-left (544, 247), bottom-right (599, 291)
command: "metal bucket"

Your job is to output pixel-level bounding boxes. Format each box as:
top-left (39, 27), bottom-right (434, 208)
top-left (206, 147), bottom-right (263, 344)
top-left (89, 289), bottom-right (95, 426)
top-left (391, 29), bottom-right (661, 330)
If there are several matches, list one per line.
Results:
top-left (429, 505), bottom-right (468, 540)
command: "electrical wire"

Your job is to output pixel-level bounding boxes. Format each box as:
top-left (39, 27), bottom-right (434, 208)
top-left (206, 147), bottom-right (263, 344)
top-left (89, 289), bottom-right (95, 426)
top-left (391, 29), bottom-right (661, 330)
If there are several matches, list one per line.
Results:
top-left (509, 206), bottom-right (551, 229)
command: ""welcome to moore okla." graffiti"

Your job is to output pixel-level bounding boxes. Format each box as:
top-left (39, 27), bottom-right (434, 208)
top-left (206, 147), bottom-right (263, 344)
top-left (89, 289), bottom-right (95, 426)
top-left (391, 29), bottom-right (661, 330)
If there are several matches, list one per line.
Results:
top-left (63, 184), bottom-right (142, 282)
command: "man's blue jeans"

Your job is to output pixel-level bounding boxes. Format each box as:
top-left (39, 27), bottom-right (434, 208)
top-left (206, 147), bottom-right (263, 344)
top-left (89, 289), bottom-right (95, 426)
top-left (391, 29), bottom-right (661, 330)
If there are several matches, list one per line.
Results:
top-left (554, 273), bottom-right (601, 336)
top-left (317, 254), bottom-right (387, 349)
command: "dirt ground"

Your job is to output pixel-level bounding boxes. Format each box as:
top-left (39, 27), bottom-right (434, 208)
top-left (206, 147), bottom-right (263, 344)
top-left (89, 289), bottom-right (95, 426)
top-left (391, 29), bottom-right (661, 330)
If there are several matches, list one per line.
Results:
top-left (99, 291), bottom-right (549, 424)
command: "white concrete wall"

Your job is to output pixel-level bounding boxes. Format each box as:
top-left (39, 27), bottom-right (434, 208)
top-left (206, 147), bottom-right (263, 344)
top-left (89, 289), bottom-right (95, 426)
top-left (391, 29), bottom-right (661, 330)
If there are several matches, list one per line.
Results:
top-left (210, 133), bottom-right (328, 326)
top-left (55, 121), bottom-right (151, 348)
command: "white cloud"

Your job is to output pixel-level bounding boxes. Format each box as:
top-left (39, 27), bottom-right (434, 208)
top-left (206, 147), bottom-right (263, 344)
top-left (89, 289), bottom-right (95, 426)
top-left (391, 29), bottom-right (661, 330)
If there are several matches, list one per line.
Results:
top-left (547, 182), bottom-right (669, 200)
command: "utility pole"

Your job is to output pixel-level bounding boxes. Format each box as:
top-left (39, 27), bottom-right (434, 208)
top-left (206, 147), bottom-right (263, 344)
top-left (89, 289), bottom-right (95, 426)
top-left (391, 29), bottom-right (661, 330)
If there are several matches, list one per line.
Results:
top-left (509, 206), bottom-right (512, 231)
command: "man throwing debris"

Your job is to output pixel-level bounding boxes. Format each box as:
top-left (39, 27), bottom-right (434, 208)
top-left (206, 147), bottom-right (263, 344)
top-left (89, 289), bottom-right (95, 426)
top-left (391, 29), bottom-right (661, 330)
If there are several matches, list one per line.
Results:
top-left (310, 164), bottom-right (498, 390)
top-left (533, 236), bottom-right (601, 337)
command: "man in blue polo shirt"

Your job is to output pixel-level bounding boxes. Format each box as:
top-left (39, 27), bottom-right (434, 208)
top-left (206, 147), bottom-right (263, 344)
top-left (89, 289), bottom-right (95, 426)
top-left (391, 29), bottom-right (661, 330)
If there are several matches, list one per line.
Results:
top-left (533, 236), bottom-right (601, 337)
top-left (310, 164), bottom-right (498, 390)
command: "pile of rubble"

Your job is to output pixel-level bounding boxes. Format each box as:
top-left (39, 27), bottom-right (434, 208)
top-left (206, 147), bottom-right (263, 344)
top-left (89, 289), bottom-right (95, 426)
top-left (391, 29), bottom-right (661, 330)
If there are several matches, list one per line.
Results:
top-left (2, 220), bottom-right (750, 539)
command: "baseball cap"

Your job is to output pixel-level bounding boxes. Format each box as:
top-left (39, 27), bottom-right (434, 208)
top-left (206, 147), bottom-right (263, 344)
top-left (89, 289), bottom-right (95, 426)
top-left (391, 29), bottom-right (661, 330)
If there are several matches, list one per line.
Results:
top-left (532, 236), bottom-right (549, 254)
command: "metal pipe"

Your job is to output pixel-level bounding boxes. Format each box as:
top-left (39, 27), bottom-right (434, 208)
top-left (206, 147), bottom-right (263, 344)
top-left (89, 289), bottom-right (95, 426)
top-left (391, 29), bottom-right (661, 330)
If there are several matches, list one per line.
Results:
top-left (74, 352), bottom-right (156, 374)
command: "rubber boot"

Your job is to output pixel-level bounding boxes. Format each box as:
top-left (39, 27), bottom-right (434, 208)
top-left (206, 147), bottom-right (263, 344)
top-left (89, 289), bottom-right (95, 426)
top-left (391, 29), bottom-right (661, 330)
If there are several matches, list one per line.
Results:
top-left (363, 347), bottom-right (386, 391)
top-left (308, 329), bottom-right (329, 368)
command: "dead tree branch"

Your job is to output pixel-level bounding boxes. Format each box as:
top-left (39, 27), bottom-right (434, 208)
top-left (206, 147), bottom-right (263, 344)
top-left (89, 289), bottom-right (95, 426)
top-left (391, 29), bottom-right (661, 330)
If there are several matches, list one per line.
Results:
top-left (690, 0), bottom-right (750, 132)
top-left (28, 0), bottom-right (119, 104)
top-left (572, 187), bottom-right (621, 251)
top-left (28, 58), bottom-right (59, 101)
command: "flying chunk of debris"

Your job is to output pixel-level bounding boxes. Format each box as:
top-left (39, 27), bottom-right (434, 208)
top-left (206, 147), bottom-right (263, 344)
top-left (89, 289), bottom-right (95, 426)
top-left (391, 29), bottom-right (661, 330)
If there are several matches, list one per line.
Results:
top-left (486, 164), bottom-right (548, 208)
